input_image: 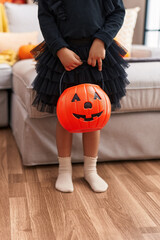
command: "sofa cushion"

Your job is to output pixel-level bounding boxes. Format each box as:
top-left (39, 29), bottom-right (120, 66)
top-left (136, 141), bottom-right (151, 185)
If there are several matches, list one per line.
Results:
top-left (0, 31), bottom-right (38, 53)
top-left (12, 59), bottom-right (160, 118)
top-left (0, 64), bottom-right (12, 89)
top-left (118, 61), bottom-right (160, 113)
top-left (4, 2), bottom-right (43, 43)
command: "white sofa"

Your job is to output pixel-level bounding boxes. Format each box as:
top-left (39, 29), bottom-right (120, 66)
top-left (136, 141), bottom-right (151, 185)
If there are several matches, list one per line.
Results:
top-left (10, 45), bottom-right (160, 165)
top-left (1, 3), bottom-right (160, 165)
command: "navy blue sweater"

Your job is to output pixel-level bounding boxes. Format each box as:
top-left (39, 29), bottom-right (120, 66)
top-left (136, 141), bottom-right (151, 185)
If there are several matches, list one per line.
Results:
top-left (37, 0), bottom-right (125, 56)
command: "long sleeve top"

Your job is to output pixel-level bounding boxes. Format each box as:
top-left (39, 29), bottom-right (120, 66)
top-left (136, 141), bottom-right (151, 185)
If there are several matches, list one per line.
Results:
top-left (37, 0), bottom-right (125, 56)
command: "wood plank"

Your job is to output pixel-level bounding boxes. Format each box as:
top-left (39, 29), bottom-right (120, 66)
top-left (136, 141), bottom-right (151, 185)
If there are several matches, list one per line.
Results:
top-left (121, 161), bottom-right (159, 192)
top-left (106, 164), bottom-right (159, 228)
top-left (146, 161), bottom-right (160, 175)
top-left (97, 175), bottom-right (146, 240)
top-left (9, 197), bottom-right (33, 240)
top-left (0, 182), bottom-right (11, 240)
top-left (6, 129), bottom-right (23, 175)
top-left (65, 209), bottom-right (100, 240)
top-left (37, 165), bottom-right (58, 182)
top-left (25, 182), bottom-right (56, 239)
top-left (139, 227), bottom-right (160, 234)
top-left (24, 167), bottom-right (39, 183)
top-left (129, 161), bottom-right (158, 176)
top-left (117, 174), bottom-right (159, 226)
top-left (147, 192), bottom-right (160, 211)
top-left (9, 182), bottom-right (26, 198)
top-left (143, 233), bottom-right (160, 240)
top-left (146, 175), bottom-right (160, 191)
top-left (41, 187), bottom-right (66, 240)
top-left (0, 129), bottom-right (11, 240)
top-left (86, 207), bottom-right (124, 240)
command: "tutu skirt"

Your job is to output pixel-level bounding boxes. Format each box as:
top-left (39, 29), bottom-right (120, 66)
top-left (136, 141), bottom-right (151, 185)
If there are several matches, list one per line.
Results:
top-left (31, 38), bottom-right (130, 113)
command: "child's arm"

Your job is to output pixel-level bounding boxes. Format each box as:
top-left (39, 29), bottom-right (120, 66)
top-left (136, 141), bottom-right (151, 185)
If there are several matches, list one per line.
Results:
top-left (37, 0), bottom-right (69, 56)
top-left (88, 0), bottom-right (125, 70)
top-left (93, 0), bottom-right (125, 49)
top-left (38, 0), bottom-right (82, 71)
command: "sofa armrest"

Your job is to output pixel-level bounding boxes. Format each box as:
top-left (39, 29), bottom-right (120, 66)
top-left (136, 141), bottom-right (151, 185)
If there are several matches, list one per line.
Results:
top-left (131, 44), bottom-right (160, 58)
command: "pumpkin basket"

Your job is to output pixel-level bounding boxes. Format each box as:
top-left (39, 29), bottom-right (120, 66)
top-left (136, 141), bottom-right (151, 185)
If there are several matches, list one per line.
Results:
top-left (57, 67), bottom-right (111, 133)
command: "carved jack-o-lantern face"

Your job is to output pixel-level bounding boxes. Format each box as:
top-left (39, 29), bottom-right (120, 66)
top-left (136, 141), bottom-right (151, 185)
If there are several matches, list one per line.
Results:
top-left (57, 84), bottom-right (111, 133)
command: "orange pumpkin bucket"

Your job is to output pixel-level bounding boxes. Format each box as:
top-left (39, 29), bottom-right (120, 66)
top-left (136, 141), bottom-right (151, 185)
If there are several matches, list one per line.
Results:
top-left (57, 83), bottom-right (111, 133)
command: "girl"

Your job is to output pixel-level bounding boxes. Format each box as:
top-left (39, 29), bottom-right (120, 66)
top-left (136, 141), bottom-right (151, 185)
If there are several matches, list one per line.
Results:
top-left (31, 0), bottom-right (129, 193)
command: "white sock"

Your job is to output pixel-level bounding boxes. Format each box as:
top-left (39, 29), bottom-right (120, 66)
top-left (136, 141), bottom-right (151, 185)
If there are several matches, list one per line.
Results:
top-left (55, 156), bottom-right (74, 193)
top-left (84, 156), bottom-right (108, 192)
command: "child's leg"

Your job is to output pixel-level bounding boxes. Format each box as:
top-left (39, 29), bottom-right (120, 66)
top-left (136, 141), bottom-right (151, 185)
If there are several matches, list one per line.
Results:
top-left (56, 119), bottom-right (72, 158)
top-left (55, 120), bottom-right (73, 192)
top-left (82, 130), bottom-right (108, 192)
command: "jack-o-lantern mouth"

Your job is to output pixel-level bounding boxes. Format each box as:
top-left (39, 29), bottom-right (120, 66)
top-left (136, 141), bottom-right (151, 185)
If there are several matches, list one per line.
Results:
top-left (73, 111), bottom-right (103, 122)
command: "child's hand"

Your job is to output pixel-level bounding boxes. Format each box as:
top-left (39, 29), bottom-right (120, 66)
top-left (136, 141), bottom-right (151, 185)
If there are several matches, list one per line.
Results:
top-left (87, 38), bottom-right (106, 71)
top-left (57, 47), bottom-right (83, 71)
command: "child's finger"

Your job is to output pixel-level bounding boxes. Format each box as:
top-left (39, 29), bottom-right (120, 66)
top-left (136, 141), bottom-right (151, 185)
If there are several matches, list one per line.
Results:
top-left (97, 58), bottom-right (102, 71)
top-left (72, 63), bottom-right (81, 69)
top-left (65, 63), bottom-right (81, 71)
top-left (91, 59), bottom-right (96, 67)
top-left (87, 57), bottom-right (92, 65)
top-left (74, 58), bottom-right (83, 65)
top-left (65, 67), bottom-right (72, 71)
top-left (74, 53), bottom-right (82, 62)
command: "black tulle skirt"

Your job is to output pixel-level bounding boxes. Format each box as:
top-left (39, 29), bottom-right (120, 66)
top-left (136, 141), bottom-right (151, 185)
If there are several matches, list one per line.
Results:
top-left (31, 38), bottom-right (130, 113)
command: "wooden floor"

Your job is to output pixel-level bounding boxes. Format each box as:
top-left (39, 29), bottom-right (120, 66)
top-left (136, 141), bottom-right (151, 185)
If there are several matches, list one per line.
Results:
top-left (0, 127), bottom-right (160, 240)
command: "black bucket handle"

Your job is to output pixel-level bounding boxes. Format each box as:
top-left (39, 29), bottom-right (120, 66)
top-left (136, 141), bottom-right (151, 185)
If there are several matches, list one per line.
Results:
top-left (59, 60), bottom-right (104, 95)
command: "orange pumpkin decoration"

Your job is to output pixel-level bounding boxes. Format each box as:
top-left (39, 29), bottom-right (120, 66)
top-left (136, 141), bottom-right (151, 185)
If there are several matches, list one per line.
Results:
top-left (57, 83), bottom-right (111, 133)
top-left (18, 43), bottom-right (37, 60)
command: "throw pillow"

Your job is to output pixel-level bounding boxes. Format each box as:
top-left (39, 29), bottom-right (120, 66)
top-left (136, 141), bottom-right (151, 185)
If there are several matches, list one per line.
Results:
top-left (0, 31), bottom-right (38, 53)
top-left (115, 7), bottom-right (140, 57)
top-left (4, 2), bottom-right (43, 43)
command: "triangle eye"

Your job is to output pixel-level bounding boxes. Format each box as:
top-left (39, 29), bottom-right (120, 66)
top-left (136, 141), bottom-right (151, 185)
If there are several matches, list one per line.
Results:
top-left (71, 93), bottom-right (81, 102)
top-left (94, 92), bottom-right (101, 100)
